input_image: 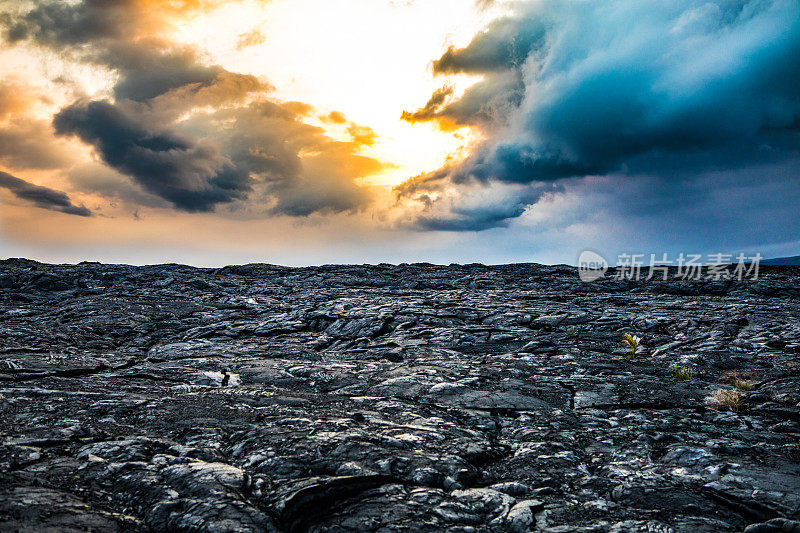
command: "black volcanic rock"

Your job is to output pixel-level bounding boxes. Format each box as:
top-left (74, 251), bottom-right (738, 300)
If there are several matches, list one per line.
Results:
top-left (1, 260), bottom-right (799, 532)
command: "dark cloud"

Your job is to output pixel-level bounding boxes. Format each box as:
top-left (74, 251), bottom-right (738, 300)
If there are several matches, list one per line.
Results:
top-left (3, 0), bottom-right (228, 47)
top-left (3, 0), bottom-right (381, 217)
top-left (0, 170), bottom-right (91, 216)
top-left (4, 0), bottom-right (133, 45)
top-left (96, 41), bottom-right (268, 104)
top-left (399, 0), bottom-right (800, 230)
top-left (393, 167), bottom-right (451, 197)
top-left (270, 139), bottom-right (383, 216)
top-left (432, 15), bottom-right (545, 75)
top-left (5, 0), bottom-right (269, 103)
top-left (110, 46), bottom-right (226, 102)
top-left (415, 203), bottom-right (521, 231)
top-left (270, 176), bottom-right (373, 217)
top-left (402, 85), bottom-right (453, 123)
top-left (396, 180), bottom-right (553, 232)
top-left (53, 100), bottom-right (252, 212)
top-left (402, 73), bottom-right (523, 128)
top-left (198, 103), bottom-right (385, 216)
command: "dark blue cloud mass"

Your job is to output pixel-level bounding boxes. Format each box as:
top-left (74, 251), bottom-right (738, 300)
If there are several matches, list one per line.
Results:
top-left (53, 100), bottom-right (252, 212)
top-left (0, 171), bottom-right (92, 216)
top-left (399, 0), bottom-right (800, 230)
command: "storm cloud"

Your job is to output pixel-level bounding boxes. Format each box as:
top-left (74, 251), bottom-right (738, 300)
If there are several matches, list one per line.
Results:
top-left (0, 171), bottom-right (91, 216)
top-left (53, 100), bottom-right (252, 212)
top-left (3, 0), bottom-right (382, 216)
top-left (398, 0), bottom-right (800, 230)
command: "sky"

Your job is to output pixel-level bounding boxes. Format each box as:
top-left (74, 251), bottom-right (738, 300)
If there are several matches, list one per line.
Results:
top-left (0, 0), bottom-right (798, 266)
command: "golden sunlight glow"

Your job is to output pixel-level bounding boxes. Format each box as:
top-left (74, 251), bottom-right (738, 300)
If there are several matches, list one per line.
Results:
top-left (170, 0), bottom-right (503, 186)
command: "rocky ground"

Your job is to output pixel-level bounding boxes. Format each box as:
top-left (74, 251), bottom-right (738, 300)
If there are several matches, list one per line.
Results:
top-left (0, 259), bottom-right (799, 532)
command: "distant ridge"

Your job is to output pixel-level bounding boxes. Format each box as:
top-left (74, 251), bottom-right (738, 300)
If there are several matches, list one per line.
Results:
top-left (761, 255), bottom-right (800, 266)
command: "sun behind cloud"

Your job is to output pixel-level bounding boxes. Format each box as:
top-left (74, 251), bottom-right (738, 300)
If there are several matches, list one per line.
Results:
top-left (165, 0), bottom-right (499, 186)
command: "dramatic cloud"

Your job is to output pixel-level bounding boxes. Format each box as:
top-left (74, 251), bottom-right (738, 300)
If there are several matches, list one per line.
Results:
top-left (199, 103), bottom-right (384, 216)
top-left (4, 0), bottom-right (267, 102)
top-left (3, 0), bottom-right (797, 265)
top-left (0, 170), bottom-right (91, 216)
top-left (68, 162), bottom-right (171, 209)
top-left (3, 0), bottom-right (228, 46)
top-left (431, 14), bottom-right (545, 75)
top-left (53, 100), bottom-right (252, 212)
top-left (402, 74), bottom-right (524, 129)
top-left (398, 0), bottom-right (800, 230)
top-left (414, 183), bottom-right (551, 231)
top-left (2, 0), bottom-right (383, 216)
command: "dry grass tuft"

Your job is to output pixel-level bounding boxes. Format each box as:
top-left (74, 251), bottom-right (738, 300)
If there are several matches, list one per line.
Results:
top-left (706, 388), bottom-right (745, 412)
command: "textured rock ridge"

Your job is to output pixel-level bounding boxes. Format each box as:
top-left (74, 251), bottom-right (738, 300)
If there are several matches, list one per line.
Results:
top-left (1, 259), bottom-right (799, 531)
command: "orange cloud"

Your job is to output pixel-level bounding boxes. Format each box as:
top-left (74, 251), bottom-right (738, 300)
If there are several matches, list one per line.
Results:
top-left (236, 29), bottom-right (266, 49)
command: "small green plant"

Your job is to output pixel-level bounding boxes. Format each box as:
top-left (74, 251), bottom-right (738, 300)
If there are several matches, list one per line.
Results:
top-left (672, 362), bottom-right (694, 380)
top-left (706, 388), bottom-right (745, 412)
top-left (719, 371), bottom-right (757, 391)
top-left (620, 333), bottom-right (642, 360)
